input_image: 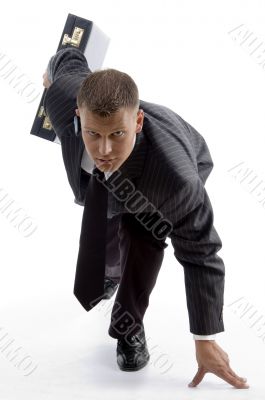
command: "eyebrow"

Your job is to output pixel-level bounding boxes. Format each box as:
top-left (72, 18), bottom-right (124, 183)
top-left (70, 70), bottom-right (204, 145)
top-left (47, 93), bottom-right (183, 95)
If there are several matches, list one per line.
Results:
top-left (83, 127), bottom-right (126, 134)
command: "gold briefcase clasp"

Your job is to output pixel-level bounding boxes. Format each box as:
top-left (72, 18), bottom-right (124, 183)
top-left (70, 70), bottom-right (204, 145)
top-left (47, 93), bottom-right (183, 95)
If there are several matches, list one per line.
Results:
top-left (38, 106), bottom-right (52, 130)
top-left (62, 27), bottom-right (84, 47)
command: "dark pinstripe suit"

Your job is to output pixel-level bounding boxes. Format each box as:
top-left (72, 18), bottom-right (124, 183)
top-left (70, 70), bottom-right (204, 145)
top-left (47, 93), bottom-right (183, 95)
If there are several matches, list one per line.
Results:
top-left (43, 54), bottom-right (225, 337)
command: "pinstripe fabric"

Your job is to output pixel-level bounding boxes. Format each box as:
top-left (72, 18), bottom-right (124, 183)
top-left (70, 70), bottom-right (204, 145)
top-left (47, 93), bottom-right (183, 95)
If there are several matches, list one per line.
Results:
top-left (43, 59), bottom-right (225, 335)
top-left (44, 72), bottom-right (88, 202)
top-left (46, 48), bottom-right (89, 84)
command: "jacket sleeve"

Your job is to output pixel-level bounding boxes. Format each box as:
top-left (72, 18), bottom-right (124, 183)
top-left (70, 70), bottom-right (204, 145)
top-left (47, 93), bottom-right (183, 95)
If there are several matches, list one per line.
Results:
top-left (43, 73), bottom-right (88, 141)
top-left (160, 177), bottom-right (225, 335)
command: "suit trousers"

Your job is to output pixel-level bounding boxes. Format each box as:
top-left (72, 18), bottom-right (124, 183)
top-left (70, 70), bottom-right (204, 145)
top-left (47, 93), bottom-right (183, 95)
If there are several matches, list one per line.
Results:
top-left (108, 213), bottom-right (168, 340)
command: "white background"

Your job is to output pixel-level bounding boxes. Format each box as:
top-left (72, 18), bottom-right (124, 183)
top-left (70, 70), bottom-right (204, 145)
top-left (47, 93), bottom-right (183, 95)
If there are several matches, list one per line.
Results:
top-left (0, 0), bottom-right (265, 398)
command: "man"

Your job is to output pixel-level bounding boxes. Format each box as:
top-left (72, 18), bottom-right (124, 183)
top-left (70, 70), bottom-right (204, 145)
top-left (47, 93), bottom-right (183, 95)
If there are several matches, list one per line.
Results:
top-left (43, 47), bottom-right (249, 388)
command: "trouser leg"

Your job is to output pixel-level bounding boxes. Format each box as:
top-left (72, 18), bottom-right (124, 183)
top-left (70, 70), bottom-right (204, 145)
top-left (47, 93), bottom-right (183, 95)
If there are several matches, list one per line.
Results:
top-left (108, 213), bottom-right (168, 340)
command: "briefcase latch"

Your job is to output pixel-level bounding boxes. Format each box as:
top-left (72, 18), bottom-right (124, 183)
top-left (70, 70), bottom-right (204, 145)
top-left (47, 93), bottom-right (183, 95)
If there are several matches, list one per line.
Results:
top-left (38, 106), bottom-right (52, 130)
top-left (62, 27), bottom-right (84, 47)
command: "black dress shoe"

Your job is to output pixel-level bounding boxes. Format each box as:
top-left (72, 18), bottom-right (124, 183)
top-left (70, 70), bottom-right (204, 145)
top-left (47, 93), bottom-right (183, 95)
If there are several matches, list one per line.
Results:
top-left (116, 329), bottom-right (150, 371)
top-left (102, 277), bottom-right (119, 300)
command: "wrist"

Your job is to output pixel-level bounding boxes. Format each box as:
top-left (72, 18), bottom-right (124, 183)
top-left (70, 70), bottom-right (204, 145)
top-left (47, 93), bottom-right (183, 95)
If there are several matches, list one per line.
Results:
top-left (195, 339), bottom-right (216, 346)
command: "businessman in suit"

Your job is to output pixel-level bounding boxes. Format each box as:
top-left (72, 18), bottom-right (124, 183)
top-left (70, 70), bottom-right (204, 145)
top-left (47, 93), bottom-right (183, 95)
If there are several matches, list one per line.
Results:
top-left (43, 48), bottom-right (248, 388)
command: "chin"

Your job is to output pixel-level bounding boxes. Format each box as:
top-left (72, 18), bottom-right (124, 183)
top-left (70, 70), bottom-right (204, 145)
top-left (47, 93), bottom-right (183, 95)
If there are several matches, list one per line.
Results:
top-left (97, 162), bottom-right (118, 173)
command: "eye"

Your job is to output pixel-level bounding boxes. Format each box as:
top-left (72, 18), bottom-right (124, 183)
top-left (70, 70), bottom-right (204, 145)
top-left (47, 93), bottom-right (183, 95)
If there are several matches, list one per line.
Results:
top-left (86, 131), bottom-right (98, 136)
top-left (112, 131), bottom-right (125, 137)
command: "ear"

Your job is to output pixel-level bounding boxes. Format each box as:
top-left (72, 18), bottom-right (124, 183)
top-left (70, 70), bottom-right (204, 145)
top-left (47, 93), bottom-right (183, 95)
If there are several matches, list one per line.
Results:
top-left (75, 108), bottom-right (80, 117)
top-left (136, 109), bottom-right (144, 133)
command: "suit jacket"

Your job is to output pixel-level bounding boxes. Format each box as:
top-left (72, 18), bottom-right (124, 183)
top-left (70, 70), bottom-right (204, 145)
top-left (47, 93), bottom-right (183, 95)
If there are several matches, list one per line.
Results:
top-left (43, 64), bottom-right (225, 335)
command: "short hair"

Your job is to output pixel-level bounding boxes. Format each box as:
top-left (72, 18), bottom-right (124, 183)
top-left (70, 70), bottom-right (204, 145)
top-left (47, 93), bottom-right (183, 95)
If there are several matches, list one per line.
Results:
top-left (77, 68), bottom-right (139, 117)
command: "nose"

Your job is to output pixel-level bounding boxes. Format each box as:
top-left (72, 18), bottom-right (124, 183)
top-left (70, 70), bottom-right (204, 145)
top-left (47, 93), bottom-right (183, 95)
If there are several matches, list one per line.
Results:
top-left (98, 138), bottom-right (112, 156)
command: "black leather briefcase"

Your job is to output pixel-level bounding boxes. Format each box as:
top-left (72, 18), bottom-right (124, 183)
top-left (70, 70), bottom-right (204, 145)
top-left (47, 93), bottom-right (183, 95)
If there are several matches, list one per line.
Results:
top-left (30, 13), bottom-right (110, 144)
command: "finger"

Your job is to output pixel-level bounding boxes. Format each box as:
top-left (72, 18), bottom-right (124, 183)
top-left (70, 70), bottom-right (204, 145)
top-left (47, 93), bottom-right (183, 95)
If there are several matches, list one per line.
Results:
top-left (214, 368), bottom-right (249, 389)
top-left (228, 367), bottom-right (248, 383)
top-left (188, 367), bottom-right (207, 387)
top-left (214, 346), bottom-right (247, 383)
top-left (226, 373), bottom-right (249, 389)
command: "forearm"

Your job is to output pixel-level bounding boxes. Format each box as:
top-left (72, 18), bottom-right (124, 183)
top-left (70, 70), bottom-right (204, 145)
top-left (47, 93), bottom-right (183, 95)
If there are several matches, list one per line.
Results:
top-left (173, 209), bottom-right (225, 335)
top-left (161, 178), bottom-right (225, 336)
top-left (182, 257), bottom-right (225, 335)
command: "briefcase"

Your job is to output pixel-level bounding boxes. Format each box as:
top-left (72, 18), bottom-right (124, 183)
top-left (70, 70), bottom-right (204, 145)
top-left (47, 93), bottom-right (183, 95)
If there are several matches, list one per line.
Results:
top-left (30, 13), bottom-right (110, 144)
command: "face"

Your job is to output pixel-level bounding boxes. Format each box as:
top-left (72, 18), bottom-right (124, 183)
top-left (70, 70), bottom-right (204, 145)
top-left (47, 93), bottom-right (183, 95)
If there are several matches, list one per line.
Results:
top-left (76, 106), bottom-right (144, 173)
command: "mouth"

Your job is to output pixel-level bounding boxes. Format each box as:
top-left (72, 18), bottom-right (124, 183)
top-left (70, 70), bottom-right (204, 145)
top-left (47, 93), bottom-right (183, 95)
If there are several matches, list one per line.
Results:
top-left (96, 158), bottom-right (116, 163)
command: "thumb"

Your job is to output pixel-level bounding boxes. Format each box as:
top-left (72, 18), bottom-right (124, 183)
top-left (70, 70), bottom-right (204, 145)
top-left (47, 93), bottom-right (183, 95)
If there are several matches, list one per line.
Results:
top-left (188, 367), bottom-right (207, 387)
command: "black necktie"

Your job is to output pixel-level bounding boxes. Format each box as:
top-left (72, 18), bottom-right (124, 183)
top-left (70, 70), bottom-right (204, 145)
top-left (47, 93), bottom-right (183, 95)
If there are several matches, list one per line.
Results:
top-left (73, 167), bottom-right (108, 311)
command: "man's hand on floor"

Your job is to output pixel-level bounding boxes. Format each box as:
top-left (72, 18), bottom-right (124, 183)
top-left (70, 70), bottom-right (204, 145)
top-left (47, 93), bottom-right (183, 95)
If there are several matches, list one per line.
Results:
top-left (188, 340), bottom-right (249, 389)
